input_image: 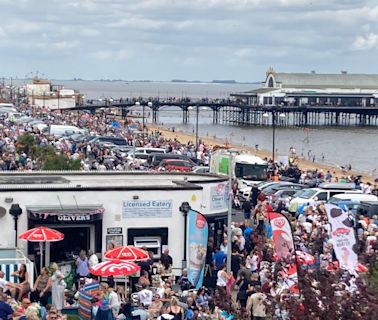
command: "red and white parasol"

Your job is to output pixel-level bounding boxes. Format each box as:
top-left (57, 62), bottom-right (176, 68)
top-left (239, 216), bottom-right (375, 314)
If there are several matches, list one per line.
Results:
top-left (89, 260), bottom-right (140, 277)
top-left (296, 251), bottom-right (315, 265)
top-left (19, 226), bottom-right (64, 268)
top-left (104, 246), bottom-right (149, 261)
top-left (19, 226), bottom-right (64, 242)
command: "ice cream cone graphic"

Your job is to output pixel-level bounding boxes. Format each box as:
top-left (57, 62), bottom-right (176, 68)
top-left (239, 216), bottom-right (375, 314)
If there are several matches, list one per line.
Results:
top-left (341, 247), bottom-right (350, 267)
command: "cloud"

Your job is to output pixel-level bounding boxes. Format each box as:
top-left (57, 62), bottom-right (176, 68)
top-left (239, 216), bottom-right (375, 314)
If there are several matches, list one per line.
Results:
top-left (91, 49), bottom-right (131, 61)
top-left (353, 33), bottom-right (378, 50)
top-left (0, 0), bottom-right (377, 80)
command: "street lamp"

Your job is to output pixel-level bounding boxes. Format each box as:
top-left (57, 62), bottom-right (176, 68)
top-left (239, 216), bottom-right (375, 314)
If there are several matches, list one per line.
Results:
top-left (263, 109), bottom-right (286, 164)
top-left (179, 201), bottom-right (191, 268)
top-left (189, 105), bottom-right (200, 163)
top-left (9, 204), bottom-right (22, 247)
top-left (144, 101), bottom-right (153, 135)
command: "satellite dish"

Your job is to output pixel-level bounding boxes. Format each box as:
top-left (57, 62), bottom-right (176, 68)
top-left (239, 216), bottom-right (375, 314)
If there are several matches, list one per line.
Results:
top-left (0, 207), bottom-right (6, 218)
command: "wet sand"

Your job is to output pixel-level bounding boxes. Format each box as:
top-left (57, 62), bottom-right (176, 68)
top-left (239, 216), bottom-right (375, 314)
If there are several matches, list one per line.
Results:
top-left (148, 124), bottom-right (375, 184)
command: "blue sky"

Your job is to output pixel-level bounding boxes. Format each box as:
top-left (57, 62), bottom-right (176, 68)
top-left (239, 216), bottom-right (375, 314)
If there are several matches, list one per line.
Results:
top-left (0, 0), bottom-right (377, 81)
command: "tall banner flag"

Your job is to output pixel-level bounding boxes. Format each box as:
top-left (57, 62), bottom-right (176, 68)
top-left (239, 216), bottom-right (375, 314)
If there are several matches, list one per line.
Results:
top-left (325, 204), bottom-right (358, 274)
top-left (268, 211), bottom-right (299, 293)
top-left (187, 209), bottom-right (208, 289)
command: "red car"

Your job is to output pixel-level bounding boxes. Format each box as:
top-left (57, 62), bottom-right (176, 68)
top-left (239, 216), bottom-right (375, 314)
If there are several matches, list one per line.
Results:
top-left (157, 159), bottom-right (194, 172)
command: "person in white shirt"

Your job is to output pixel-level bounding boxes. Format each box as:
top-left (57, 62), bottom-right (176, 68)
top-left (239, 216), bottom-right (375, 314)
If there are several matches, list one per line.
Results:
top-left (108, 286), bottom-right (120, 317)
top-left (88, 250), bottom-right (99, 268)
top-left (0, 271), bottom-right (8, 292)
top-left (137, 285), bottom-right (153, 307)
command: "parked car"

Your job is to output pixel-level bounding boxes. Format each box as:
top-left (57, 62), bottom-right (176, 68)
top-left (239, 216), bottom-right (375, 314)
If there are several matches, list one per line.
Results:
top-left (192, 166), bottom-right (210, 174)
top-left (288, 183), bottom-right (361, 215)
top-left (239, 181), bottom-right (294, 201)
top-left (157, 159), bottom-right (195, 172)
top-left (356, 201), bottom-right (378, 218)
top-left (89, 136), bottom-right (128, 146)
top-left (148, 153), bottom-right (196, 168)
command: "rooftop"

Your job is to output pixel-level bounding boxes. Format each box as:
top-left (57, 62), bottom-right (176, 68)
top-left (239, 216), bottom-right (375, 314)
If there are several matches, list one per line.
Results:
top-left (0, 171), bottom-right (227, 191)
top-left (269, 72), bottom-right (378, 90)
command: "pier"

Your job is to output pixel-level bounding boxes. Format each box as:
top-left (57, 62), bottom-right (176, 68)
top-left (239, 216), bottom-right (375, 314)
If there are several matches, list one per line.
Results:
top-left (74, 99), bottom-right (378, 127)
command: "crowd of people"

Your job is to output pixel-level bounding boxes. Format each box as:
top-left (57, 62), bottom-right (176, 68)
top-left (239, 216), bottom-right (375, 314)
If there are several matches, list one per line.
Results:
top-left (0, 104), bottom-right (378, 319)
top-left (1, 192), bottom-right (377, 319)
top-left (0, 105), bottom-right (215, 172)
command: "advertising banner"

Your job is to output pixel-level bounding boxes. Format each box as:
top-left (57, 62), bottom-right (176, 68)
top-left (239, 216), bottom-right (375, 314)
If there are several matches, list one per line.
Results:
top-left (210, 183), bottom-right (229, 211)
top-left (325, 204), bottom-right (358, 274)
top-left (268, 211), bottom-right (299, 293)
top-left (187, 209), bottom-right (208, 289)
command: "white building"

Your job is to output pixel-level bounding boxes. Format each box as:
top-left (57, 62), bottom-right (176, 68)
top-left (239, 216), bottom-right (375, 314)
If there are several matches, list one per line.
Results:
top-left (0, 172), bottom-right (229, 275)
top-left (26, 79), bottom-right (80, 110)
top-left (232, 68), bottom-right (378, 107)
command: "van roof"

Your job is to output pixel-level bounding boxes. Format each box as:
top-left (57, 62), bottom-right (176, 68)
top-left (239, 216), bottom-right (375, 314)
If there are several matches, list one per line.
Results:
top-left (318, 182), bottom-right (356, 190)
top-left (330, 194), bottom-right (378, 200)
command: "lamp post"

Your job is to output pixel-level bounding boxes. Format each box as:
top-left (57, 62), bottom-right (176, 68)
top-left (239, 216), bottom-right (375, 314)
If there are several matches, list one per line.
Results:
top-left (179, 201), bottom-right (191, 269)
top-left (226, 153), bottom-right (233, 274)
top-left (195, 104), bottom-right (199, 162)
top-left (9, 204), bottom-right (23, 247)
top-left (263, 108), bottom-right (286, 164)
top-left (144, 102), bottom-right (153, 135)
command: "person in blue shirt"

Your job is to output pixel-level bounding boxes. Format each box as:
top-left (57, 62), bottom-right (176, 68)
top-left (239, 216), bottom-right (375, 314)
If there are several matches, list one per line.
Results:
top-left (243, 223), bottom-right (253, 239)
top-left (0, 293), bottom-right (13, 320)
top-left (213, 247), bottom-right (226, 270)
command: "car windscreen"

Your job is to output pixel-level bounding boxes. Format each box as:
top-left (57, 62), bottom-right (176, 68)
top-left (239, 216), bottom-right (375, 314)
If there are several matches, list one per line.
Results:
top-left (166, 161), bottom-right (191, 166)
top-left (297, 189), bottom-right (317, 199)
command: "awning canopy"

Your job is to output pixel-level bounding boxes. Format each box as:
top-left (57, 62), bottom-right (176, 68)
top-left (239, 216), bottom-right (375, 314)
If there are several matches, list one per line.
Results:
top-left (27, 205), bottom-right (104, 222)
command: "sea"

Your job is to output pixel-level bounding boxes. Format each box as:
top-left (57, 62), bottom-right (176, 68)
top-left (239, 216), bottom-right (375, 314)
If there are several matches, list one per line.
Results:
top-left (11, 79), bottom-right (378, 175)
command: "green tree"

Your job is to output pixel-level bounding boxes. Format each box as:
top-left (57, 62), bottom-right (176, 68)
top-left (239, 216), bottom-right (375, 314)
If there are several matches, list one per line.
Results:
top-left (42, 154), bottom-right (81, 170)
top-left (16, 134), bottom-right (38, 156)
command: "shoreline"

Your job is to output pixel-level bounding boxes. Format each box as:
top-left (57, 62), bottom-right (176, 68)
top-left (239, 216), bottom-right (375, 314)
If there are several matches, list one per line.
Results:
top-left (147, 123), bottom-right (376, 185)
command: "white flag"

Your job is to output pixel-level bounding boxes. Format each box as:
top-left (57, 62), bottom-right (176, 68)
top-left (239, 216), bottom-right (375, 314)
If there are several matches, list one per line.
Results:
top-left (325, 204), bottom-right (358, 274)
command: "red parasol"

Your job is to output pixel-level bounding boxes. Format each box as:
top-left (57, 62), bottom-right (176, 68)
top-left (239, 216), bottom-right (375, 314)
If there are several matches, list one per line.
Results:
top-left (19, 226), bottom-right (64, 242)
top-left (104, 246), bottom-right (149, 261)
top-left (296, 251), bottom-right (315, 265)
top-left (19, 226), bottom-right (64, 268)
top-left (89, 260), bottom-right (140, 277)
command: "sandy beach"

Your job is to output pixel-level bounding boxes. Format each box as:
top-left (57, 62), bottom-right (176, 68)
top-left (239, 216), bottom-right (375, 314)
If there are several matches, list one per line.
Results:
top-left (148, 123), bottom-right (376, 185)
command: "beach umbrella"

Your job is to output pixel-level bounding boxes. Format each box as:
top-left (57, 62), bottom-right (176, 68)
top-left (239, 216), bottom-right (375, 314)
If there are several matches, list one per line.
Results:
top-left (296, 251), bottom-right (315, 265)
top-left (104, 245), bottom-right (149, 261)
top-left (89, 260), bottom-right (140, 277)
top-left (19, 226), bottom-right (64, 268)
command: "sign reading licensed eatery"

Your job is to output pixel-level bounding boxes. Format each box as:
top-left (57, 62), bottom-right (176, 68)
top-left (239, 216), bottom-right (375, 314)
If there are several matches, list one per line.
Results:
top-left (122, 200), bottom-right (173, 218)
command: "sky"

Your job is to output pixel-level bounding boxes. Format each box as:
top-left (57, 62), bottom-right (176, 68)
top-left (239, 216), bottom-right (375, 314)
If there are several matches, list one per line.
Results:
top-left (0, 0), bottom-right (378, 81)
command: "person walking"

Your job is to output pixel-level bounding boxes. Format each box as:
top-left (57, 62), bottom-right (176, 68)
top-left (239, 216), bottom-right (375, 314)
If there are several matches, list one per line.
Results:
top-left (216, 264), bottom-right (231, 300)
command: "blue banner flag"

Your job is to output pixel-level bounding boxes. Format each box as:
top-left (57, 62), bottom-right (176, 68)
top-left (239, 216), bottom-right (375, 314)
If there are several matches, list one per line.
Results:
top-left (187, 209), bottom-right (208, 289)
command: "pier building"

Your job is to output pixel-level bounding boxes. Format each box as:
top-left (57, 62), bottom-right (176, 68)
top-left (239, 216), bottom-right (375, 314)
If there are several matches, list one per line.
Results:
top-left (231, 68), bottom-right (378, 108)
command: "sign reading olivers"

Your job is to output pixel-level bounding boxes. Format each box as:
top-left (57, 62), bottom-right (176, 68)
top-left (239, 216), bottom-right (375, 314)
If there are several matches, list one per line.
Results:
top-left (122, 200), bottom-right (173, 218)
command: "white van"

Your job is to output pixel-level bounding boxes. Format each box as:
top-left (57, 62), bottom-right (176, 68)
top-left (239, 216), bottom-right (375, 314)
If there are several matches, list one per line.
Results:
top-left (328, 193), bottom-right (378, 205)
top-left (43, 125), bottom-right (87, 137)
top-left (289, 185), bottom-right (362, 214)
top-left (134, 147), bottom-right (167, 155)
